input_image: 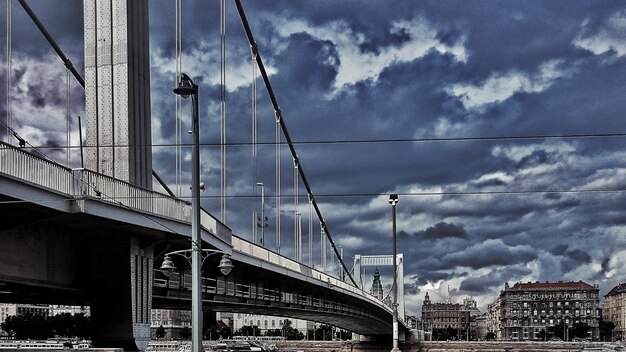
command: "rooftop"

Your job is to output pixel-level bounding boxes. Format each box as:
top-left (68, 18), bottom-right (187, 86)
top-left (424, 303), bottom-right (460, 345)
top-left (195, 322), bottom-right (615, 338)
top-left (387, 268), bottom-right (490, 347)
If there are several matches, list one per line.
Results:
top-left (605, 283), bottom-right (626, 297)
top-left (509, 280), bottom-right (596, 290)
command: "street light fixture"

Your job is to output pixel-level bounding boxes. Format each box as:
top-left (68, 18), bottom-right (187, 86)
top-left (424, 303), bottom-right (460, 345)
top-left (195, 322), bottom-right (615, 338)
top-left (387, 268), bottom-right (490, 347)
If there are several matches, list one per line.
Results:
top-left (256, 182), bottom-right (267, 247)
top-left (160, 250), bottom-right (234, 278)
top-left (388, 194), bottom-right (400, 352)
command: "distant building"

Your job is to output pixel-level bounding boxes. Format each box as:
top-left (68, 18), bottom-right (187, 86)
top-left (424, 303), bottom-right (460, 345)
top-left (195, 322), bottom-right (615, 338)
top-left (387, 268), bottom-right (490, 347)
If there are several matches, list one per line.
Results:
top-left (49, 305), bottom-right (90, 316)
top-left (603, 283), bottom-right (626, 341)
top-left (150, 309), bottom-right (191, 339)
top-left (487, 296), bottom-right (502, 339)
top-left (0, 303), bottom-right (50, 322)
top-left (421, 292), bottom-right (481, 340)
top-left (370, 267), bottom-right (384, 301)
top-left (499, 280), bottom-right (600, 341)
top-left (231, 314), bottom-right (308, 336)
top-left (474, 313), bottom-right (489, 340)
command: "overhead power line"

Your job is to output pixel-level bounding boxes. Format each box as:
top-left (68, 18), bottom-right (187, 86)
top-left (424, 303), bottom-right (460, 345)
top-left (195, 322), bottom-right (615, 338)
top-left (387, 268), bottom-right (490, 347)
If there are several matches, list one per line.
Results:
top-left (9, 131), bottom-right (626, 151)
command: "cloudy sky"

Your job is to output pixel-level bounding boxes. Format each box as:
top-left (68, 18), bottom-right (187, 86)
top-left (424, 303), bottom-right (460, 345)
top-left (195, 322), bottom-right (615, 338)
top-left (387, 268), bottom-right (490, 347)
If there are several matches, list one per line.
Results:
top-left (2, 0), bottom-right (626, 316)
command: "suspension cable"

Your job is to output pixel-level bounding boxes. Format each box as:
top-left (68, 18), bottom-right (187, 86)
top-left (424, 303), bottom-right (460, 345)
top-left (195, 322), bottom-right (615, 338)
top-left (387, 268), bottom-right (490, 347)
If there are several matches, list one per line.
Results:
top-left (6, 0), bottom-right (12, 143)
top-left (234, 0), bottom-right (357, 287)
top-left (251, 42), bottom-right (258, 242)
top-left (294, 158), bottom-right (299, 260)
top-left (220, 0), bottom-right (227, 223)
top-left (275, 109), bottom-right (281, 254)
top-left (66, 68), bottom-right (71, 166)
top-left (175, 0), bottom-right (182, 197)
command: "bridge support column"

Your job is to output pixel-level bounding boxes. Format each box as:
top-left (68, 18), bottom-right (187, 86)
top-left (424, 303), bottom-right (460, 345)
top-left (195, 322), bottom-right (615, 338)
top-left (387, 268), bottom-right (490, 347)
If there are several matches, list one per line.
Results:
top-left (86, 237), bottom-right (153, 350)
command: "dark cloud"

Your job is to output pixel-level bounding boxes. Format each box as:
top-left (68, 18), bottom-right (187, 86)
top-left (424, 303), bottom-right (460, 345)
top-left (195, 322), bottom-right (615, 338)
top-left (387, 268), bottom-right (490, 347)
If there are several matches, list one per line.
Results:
top-left (419, 222), bottom-right (468, 240)
top-left (4, 0), bottom-right (626, 314)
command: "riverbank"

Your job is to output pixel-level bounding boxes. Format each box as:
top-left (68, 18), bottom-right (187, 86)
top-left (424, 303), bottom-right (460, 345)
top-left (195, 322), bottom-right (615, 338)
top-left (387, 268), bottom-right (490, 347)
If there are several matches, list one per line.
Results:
top-left (272, 340), bottom-right (621, 352)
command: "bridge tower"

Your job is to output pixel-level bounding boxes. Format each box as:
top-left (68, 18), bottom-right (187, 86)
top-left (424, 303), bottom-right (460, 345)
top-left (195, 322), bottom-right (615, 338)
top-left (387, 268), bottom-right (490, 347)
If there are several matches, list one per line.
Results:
top-left (83, 1), bottom-right (154, 349)
top-left (84, 0), bottom-right (152, 189)
top-left (353, 254), bottom-right (406, 341)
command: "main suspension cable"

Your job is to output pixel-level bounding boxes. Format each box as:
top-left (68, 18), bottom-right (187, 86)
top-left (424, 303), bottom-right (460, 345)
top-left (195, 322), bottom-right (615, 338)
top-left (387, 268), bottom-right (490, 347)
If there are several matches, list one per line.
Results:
top-left (234, 0), bottom-right (357, 287)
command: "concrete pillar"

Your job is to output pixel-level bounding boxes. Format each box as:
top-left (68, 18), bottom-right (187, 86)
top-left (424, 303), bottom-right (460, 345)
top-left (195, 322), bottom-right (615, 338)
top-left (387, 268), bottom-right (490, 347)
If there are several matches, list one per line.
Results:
top-left (84, 0), bottom-right (152, 189)
top-left (86, 237), bottom-right (153, 351)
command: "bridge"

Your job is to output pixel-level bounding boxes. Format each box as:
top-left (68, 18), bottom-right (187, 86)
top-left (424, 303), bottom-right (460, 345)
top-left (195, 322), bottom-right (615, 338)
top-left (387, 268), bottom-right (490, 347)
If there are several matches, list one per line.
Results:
top-left (0, 1), bottom-right (408, 350)
top-left (0, 141), bottom-right (406, 349)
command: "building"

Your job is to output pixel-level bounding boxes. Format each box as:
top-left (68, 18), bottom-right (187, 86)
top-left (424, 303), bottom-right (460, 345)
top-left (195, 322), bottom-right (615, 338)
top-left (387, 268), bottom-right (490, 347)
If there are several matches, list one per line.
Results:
top-left (231, 314), bottom-right (308, 336)
top-left (150, 309), bottom-right (191, 339)
top-left (421, 292), bottom-right (480, 340)
top-left (499, 281), bottom-right (600, 341)
top-left (474, 313), bottom-right (489, 340)
top-left (49, 305), bottom-right (90, 316)
top-left (487, 296), bottom-right (502, 339)
top-left (370, 267), bottom-right (384, 301)
top-left (603, 283), bottom-right (626, 341)
top-left (0, 303), bottom-right (50, 322)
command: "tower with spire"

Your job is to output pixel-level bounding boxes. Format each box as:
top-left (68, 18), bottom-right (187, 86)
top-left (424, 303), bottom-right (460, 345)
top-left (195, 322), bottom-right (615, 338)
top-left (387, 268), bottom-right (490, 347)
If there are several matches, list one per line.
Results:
top-left (370, 267), bottom-right (384, 301)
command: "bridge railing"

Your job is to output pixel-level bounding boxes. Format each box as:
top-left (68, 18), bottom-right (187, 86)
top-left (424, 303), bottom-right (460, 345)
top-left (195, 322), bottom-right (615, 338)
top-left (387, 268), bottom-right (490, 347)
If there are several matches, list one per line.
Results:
top-left (231, 236), bottom-right (394, 316)
top-left (155, 273), bottom-right (377, 318)
top-left (0, 141), bottom-right (230, 243)
top-left (0, 141), bottom-right (74, 194)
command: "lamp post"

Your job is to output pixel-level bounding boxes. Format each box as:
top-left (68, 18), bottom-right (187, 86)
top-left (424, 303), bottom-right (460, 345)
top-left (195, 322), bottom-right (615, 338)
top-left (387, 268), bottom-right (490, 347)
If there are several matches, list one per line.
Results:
top-left (172, 73), bottom-right (234, 352)
top-left (256, 182), bottom-right (267, 246)
top-left (388, 194), bottom-right (400, 352)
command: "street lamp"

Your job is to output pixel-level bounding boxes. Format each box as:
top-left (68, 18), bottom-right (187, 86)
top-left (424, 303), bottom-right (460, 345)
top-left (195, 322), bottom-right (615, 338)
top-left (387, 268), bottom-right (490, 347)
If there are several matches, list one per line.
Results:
top-left (256, 182), bottom-right (267, 246)
top-left (388, 193), bottom-right (400, 352)
top-left (172, 73), bottom-right (223, 352)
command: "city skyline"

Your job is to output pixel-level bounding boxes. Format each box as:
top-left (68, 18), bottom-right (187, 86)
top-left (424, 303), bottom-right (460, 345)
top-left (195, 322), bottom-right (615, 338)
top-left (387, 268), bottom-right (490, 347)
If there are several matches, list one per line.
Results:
top-left (1, 0), bottom-right (626, 316)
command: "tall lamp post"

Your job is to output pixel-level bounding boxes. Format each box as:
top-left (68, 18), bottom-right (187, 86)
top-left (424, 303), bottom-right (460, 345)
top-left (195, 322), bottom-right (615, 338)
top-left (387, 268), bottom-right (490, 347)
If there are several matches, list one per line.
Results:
top-left (257, 182), bottom-right (267, 246)
top-left (171, 73), bottom-right (233, 352)
top-left (388, 194), bottom-right (401, 352)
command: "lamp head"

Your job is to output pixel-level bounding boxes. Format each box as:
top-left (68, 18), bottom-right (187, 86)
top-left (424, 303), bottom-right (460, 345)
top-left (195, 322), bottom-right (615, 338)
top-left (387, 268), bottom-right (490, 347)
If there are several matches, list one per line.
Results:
top-left (388, 194), bottom-right (399, 205)
top-left (159, 255), bottom-right (176, 277)
top-left (218, 254), bottom-right (234, 276)
top-left (173, 73), bottom-right (197, 98)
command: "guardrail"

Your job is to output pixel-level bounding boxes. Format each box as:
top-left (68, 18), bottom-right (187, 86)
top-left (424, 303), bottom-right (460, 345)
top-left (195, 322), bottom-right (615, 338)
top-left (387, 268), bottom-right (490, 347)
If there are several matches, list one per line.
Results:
top-left (231, 236), bottom-right (400, 321)
top-left (0, 141), bottom-right (230, 243)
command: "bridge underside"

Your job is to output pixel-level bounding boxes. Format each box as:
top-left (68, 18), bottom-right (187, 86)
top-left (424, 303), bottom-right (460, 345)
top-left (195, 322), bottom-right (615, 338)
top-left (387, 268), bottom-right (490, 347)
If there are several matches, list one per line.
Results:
top-left (150, 255), bottom-right (395, 337)
top-left (0, 173), bottom-right (401, 345)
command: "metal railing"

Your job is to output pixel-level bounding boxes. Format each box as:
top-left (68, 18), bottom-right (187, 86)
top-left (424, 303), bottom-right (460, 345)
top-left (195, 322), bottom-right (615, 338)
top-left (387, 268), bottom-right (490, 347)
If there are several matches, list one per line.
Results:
top-left (0, 141), bottom-right (230, 243)
top-left (231, 236), bottom-right (398, 320)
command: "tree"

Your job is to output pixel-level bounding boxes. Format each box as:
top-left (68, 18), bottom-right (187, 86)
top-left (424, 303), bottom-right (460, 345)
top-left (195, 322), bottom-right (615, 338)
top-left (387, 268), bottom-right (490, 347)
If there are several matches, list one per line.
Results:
top-left (180, 327), bottom-right (192, 340)
top-left (155, 325), bottom-right (166, 339)
top-left (572, 322), bottom-right (590, 339)
top-left (219, 325), bottom-right (232, 339)
top-left (599, 320), bottom-right (615, 342)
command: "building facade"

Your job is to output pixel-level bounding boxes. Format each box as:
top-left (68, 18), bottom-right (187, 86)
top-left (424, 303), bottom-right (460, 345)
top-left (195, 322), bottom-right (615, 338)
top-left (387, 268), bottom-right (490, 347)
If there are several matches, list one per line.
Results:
top-left (150, 309), bottom-right (191, 338)
top-left (487, 296), bottom-right (502, 339)
top-left (0, 303), bottom-right (50, 322)
top-left (231, 314), bottom-right (309, 336)
top-left (499, 281), bottom-right (600, 341)
top-left (421, 293), bottom-right (481, 340)
top-left (603, 283), bottom-right (626, 341)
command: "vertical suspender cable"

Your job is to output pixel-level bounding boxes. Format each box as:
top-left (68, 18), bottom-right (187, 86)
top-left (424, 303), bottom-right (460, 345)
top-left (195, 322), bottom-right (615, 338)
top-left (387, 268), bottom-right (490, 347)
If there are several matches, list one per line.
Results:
top-left (220, 0), bottom-right (227, 223)
top-left (294, 159), bottom-right (299, 261)
top-left (308, 198), bottom-right (313, 267)
top-left (175, 0), bottom-right (182, 196)
top-left (275, 112), bottom-right (281, 253)
top-left (234, 0), bottom-right (357, 287)
top-left (66, 69), bottom-right (71, 166)
top-left (6, 0), bottom-right (12, 142)
top-left (251, 49), bottom-right (258, 242)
